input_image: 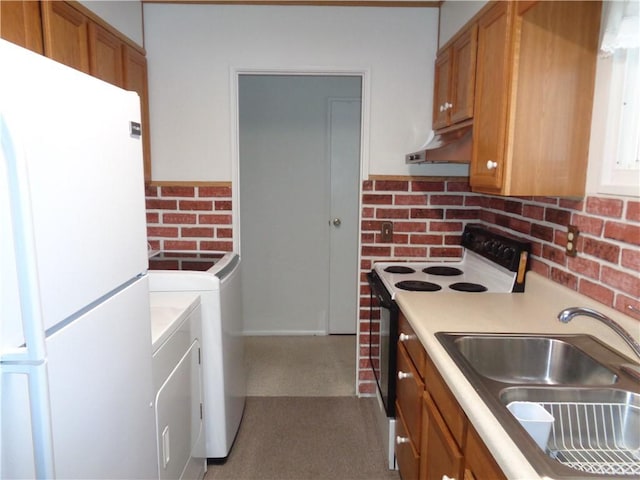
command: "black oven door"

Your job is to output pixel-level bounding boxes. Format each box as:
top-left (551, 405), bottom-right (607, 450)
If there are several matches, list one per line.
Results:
top-left (367, 270), bottom-right (398, 418)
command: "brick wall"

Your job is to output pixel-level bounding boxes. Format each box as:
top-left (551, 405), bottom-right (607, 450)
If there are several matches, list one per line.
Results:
top-left (145, 183), bottom-right (233, 252)
top-left (359, 178), bottom-right (481, 394)
top-left (357, 177), bottom-right (640, 395)
top-left (144, 179), bottom-right (639, 396)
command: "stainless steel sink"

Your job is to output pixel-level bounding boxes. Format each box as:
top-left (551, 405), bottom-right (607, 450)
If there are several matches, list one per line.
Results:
top-left (452, 335), bottom-right (618, 385)
top-left (436, 333), bottom-right (640, 478)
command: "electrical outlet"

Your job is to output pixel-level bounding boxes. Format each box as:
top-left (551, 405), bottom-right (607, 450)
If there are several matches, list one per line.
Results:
top-left (381, 221), bottom-right (393, 243)
top-left (566, 225), bottom-right (579, 257)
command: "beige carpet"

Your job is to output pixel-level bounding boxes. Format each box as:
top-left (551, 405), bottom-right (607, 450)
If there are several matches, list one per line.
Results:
top-left (244, 335), bottom-right (357, 396)
top-left (203, 336), bottom-right (399, 480)
top-left (205, 397), bottom-right (399, 480)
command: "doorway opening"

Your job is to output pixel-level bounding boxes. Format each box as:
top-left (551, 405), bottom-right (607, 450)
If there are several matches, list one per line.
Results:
top-left (236, 73), bottom-right (362, 339)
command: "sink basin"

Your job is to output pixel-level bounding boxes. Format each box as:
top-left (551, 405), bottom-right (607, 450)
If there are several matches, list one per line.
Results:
top-left (500, 388), bottom-right (640, 476)
top-left (436, 333), bottom-right (640, 478)
top-left (452, 335), bottom-right (618, 385)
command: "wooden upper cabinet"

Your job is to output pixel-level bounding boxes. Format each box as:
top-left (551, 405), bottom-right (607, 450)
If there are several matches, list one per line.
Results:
top-left (88, 22), bottom-right (123, 88)
top-left (432, 25), bottom-right (478, 131)
top-left (469, 1), bottom-right (512, 192)
top-left (432, 49), bottom-right (452, 130)
top-left (470, 0), bottom-right (601, 197)
top-left (1, 1), bottom-right (44, 54)
top-left (41, 1), bottom-right (89, 73)
top-left (449, 25), bottom-right (477, 125)
top-left (123, 46), bottom-right (152, 182)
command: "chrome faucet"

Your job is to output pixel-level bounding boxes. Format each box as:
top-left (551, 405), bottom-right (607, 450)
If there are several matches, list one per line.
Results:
top-left (558, 307), bottom-right (640, 359)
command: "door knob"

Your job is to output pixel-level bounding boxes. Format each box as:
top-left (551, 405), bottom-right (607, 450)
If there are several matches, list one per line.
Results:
top-left (332, 218), bottom-right (342, 227)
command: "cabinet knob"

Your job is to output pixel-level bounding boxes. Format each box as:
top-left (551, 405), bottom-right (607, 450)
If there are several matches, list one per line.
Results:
top-left (396, 436), bottom-right (410, 445)
top-left (439, 104), bottom-right (445, 112)
top-left (486, 160), bottom-right (498, 170)
top-left (445, 102), bottom-right (453, 110)
top-left (442, 476), bottom-right (456, 480)
top-left (397, 371), bottom-right (413, 380)
top-left (399, 333), bottom-right (414, 342)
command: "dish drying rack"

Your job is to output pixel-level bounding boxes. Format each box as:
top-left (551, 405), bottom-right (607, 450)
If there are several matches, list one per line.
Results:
top-left (541, 401), bottom-right (640, 476)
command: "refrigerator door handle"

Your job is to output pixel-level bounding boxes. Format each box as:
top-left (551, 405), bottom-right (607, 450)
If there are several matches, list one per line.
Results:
top-left (1, 115), bottom-right (56, 479)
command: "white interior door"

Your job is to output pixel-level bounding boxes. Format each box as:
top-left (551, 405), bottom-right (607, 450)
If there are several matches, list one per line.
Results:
top-left (328, 98), bottom-right (361, 334)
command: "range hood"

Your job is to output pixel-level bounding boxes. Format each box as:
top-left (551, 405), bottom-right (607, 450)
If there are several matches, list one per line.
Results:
top-left (406, 124), bottom-right (472, 164)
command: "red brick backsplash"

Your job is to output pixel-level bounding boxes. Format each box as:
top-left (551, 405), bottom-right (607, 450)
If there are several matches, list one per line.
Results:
top-left (477, 195), bottom-right (640, 314)
top-left (145, 184), bottom-right (233, 252)
top-left (357, 178), bottom-right (640, 395)
top-left (144, 180), bottom-right (638, 397)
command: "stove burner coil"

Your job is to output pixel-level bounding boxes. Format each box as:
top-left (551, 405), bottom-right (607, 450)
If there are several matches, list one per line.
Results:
top-left (384, 266), bottom-right (416, 274)
top-left (395, 281), bottom-right (442, 292)
top-left (449, 282), bottom-right (488, 293)
top-left (423, 266), bottom-right (463, 276)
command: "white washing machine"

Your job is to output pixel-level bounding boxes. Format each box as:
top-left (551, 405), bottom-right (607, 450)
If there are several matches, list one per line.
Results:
top-left (148, 252), bottom-right (246, 460)
top-left (150, 292), bottom-right (205, 480)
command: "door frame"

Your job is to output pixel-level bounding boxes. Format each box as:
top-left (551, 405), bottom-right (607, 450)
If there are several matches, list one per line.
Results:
top-left (231, 68), bottom-right (369, 395)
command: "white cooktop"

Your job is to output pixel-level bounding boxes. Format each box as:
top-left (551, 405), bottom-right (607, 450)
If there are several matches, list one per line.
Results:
top-left (373, 252), bottom-right (518, 299)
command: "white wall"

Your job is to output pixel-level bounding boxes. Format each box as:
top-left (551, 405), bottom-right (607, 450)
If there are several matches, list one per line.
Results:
top-left (438, 1), bottom-right (487, 47)
top-left (79, 1), bottom-right (144, 47)
top-left (143, 4), bottom-right (469, 181)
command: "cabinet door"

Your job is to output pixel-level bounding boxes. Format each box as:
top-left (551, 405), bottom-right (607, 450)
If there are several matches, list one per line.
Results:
top-left (432, 49), bottom-right (452, 130)
top-left (469, 1), bottom-right (513, 192)
top-left (449, 24), bottom-right (477, 125)
top-left (424, 356), bottom-right (466, 447)
top-left (465, 423), bottom-right (507, 480)
top-left (41, 1), bottom-right (89, 73)
top-left (508, 0), bottom-right (600, 196)
top-left (0, 1), bottom-right (44, 54)
top-left (123, 46), bottom-right (152, 181)
top-left (421, 392), bottom-right (463, 480)
top-left (88, 21), bottom-right (123, 88)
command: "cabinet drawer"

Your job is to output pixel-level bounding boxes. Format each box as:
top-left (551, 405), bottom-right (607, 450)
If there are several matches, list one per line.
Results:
top-left (424, 355), bottom-right (467, 448)
top-left (396, 403), bottom-right (420, 480)
top-left (397, 343), bottom-right (425, 446)
top-left (399, 313), bottom-right (425, 372)
top-left (421, 391), bottom-right (463, 480)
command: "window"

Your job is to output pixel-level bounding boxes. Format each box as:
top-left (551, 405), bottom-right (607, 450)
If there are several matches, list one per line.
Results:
top-left (596, 0), bottom-right (640, 197)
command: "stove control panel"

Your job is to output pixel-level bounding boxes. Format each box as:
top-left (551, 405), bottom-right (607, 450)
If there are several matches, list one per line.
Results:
top-left (461, 224), bottom-right (531, 273)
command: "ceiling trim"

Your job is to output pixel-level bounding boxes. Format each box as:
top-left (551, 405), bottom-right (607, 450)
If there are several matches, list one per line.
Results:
top-left (141, 0), bottom-right (441, 7)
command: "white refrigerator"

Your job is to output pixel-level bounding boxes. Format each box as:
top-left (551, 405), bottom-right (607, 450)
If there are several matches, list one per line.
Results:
top-left (0, 40), bottom-right (158, 479)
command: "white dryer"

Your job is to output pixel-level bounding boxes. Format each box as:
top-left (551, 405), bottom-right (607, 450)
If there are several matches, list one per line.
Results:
top-left (150, 292), bottom-right (205, 480)
top-left (148, 252), bottom-right (246, 460)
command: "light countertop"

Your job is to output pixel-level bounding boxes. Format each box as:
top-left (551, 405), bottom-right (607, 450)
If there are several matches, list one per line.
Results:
top-left (395, 272), bottom-right (640, 480)
top-left (149, 292), bottom-right (200, 351)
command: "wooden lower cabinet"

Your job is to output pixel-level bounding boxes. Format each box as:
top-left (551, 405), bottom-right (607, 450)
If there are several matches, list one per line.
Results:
top-left (396, 314), bottom-right (426, 480)
top-left (421, 391), bottom-right (463, 480)
top-left (396, 402), bottom-right (421, 480)
top-left (395, 313), bottom-right (507, 480)
top-left (464, 423), bottom-right (507, 480)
